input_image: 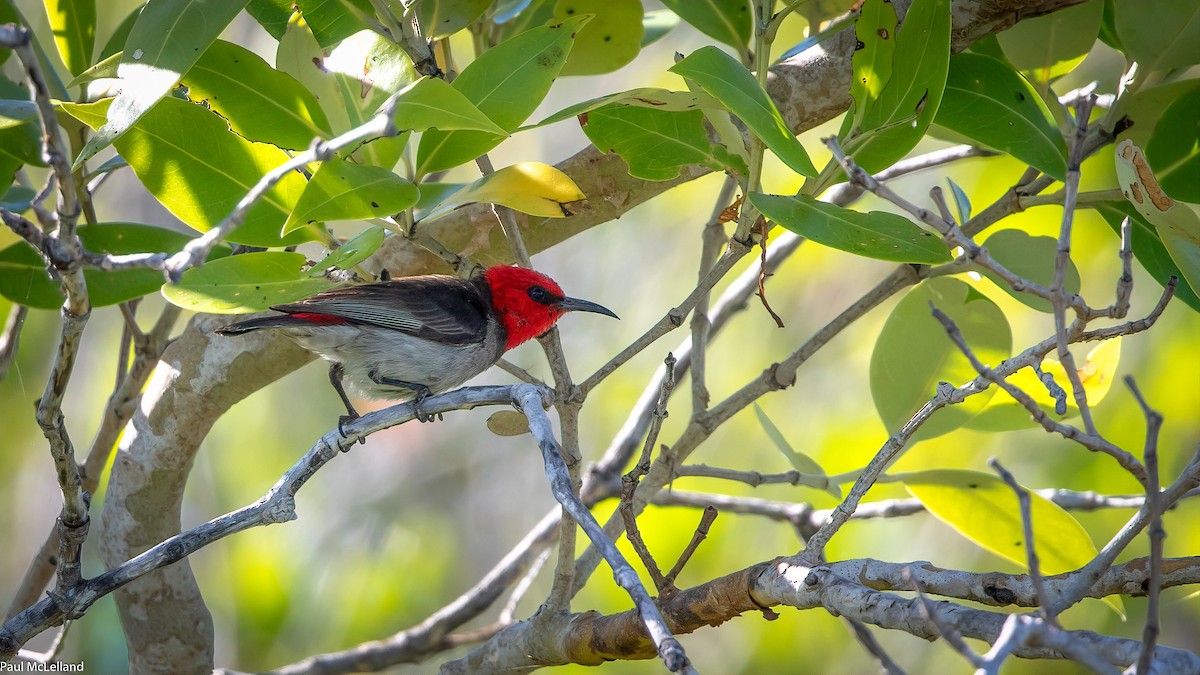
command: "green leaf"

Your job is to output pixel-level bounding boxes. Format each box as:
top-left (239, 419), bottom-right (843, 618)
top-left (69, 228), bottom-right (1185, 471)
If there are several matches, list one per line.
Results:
top-left (1114, 0), bottom-right (1200, 72)
top-left (283, 158), bottom-right (419, 234)
top-left (422, 161), bottom-right (584, 221)
top-left (163, 251), bottom-right (335, 314)
top-left (848, 0), bottom-right (898, 131)
top-left (1116, 78), bottom-right (1200, 150)
top-left (582, 105), bottom-right (744, 181)
top-left (310, 226), bottom-right (385, 275)
top-left (978, 230), bottom-right (1080, 312)
top-left (900, 469), bottom-right (1101, 576)
top-left (642, 9), bottom-right (680, 47)
top-left (321, 30), bottom-right (418, 168)
top-left (63, 97), bottom-right (314, 247)
top-left (660, 0), bottom-right (750, 50)
top-left (946, 177), bottom-right (971, 223)
top-left (73, 0), bottom-right (249, 169)
top-left (754, 404), bottom-right (840, 499)
top-left (750, 192), bottom-right (951, 264)
top-left (0, 99), bottom-right (36, 130)
top-left (1, 185), bottom-right (35, 212)
top-left (1116, 139), bottom-right (1200, 297)
top-left (553, 0), bottom-right (643, 76)
top-left (1146, 85), bottom-right (1200, 203)
top-left (246, 0), bottom-right (295, 40)
top-left (532, 87), bottom-right (714, 129)
top-left (416, 15), bottom-right (587, 175)
top-left (1096, 202), bottom-right (1200, 313)
top-left (996, 0), bottom-right (1102, 83)
top-left (391, 78), bottom-right (507, 135)
top-left (45, 0), bottom-right (96, 77)
top-left (183, 40), bottom-right (331, 151)
top-left (417, 0), bottom-right (491, 38)
top-left (870, 278), bottom-right (1011, 440)
top-left (966, 337), bottom-right (1122, 431)
top-left (295, 0), bottom-right (372, 48)
top-left (842, 0), bottom-right (951, 173)
top-left (66, 49), bottom-right (119, 87)
top-left (671, 46), bottom-right (817, 178)
top-left (97, 6), bottom-right (138, 61)
top-left (934, 53), bottom-right (1067, 180)
top-left (0, 223), bottom-right (230, 309)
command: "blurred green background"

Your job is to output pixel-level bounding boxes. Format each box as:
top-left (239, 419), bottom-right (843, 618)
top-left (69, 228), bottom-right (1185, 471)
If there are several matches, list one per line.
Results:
top-left (1, 1), bottom-right (1197, 673)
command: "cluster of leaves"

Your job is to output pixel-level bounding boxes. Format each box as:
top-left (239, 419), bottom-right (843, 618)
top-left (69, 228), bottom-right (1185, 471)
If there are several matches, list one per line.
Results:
top-left (0, 0), bottom-right (1198, 649)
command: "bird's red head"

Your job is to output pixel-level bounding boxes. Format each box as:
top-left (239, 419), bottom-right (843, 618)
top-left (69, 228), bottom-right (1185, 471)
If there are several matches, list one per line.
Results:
top-left (483, 265), bottom-right (618, 350)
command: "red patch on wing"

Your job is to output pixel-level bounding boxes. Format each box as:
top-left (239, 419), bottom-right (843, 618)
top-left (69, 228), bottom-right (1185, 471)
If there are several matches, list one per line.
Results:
top-left (291, 312), bottom-right (346, 325)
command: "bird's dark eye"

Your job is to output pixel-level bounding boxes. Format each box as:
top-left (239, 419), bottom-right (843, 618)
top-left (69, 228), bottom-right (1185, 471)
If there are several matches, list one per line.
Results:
top-left (527, 285), bottom-right (549, 303)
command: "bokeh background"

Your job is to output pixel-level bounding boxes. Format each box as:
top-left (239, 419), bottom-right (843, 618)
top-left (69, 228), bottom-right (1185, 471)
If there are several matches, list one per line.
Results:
top-left (1, 1), bottom-right (1197, 673)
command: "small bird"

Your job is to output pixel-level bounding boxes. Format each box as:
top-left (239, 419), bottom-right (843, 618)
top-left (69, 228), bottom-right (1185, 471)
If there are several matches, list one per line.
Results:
top-left (216, 265), bottom-right (617, 427)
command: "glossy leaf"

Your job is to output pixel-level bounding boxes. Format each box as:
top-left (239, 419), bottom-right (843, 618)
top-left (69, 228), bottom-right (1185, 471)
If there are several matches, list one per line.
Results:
top-left (63, 97), bottom-right (314, 247)
top-left (1095, 202), bottom-right (1200, 312)
top-left (97, 6), bottom-right (138, 60)
top-left (966, 338), bottom-right (1122, 431)
top-left (391, 78), bottom-right (506, 135)
top-left (848, 0), bottom-right (898, 130)
top-left (870, 278), bottom-right (1011, 440)
top-left (671, 46), bottom-right (818, 177)
top-left (996, 0), bottom-right (1102, 82)
top-left (73, 0), bottom-right (248, 168)
top-left (422, 162), bottom-right (584, 222)
top-left (660, 0), bottom-right (750, 49)
top-left (0, 185), bottom-right (35, 212)
top-left (754, 404), bottom-right (840, 499)
top-left (533, 88), bottom-right (713, 129)
top-left (418, 0), bottom-right (491, 38)
top-left (553, 0), bottom-right (643, 76)
top-left (750, 193), bottom-right (951, 264)
top-left (184, 40), bottom-right (331, 150)
top-left (934, 53), bottom-right (1067, 180)
top-left (0, 223), bottom-right (230, 309)
top-left (842, 0), bottom-right (951, 173)
top-left (283, 158), bottom-right (419, 234)
top-left (309, 226), bottom-right (385, 275)
top-left (66, 50), bottom-right (118, 87)
top-left (163, 251), bottom-right (335, 314)
top-left (45, 0), bottom-right (96, 76)
top-left (979, 230), bottom-right (1080, 312)
top-left (323, 30), bottom-right (418, 168)
top-left (417, 15), bottom-right (587, 175)
top-left (1114, 0), bottom-right (1200, 72)
top-left (1145, 85), bottom-right (1200, 203)
top-left (295, 0), bottom-right (372, 47)
top-left (1114, 78), bottom-right (1200, 150)
top-left (1115, 140), bottom-right (1200, 296)
top-left (582, 105), bottom-right (744, 181)
top-left (901, 469), bottom-right (1099, 575)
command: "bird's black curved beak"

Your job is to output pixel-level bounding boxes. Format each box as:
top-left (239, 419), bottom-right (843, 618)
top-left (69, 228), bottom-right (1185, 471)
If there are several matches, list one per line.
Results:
top-left (557, 296), bottom-right (619, 320)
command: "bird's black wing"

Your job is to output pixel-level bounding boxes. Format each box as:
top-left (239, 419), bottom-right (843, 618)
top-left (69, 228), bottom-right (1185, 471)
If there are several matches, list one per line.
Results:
top-left (271, 275), bottom-right (491, 345)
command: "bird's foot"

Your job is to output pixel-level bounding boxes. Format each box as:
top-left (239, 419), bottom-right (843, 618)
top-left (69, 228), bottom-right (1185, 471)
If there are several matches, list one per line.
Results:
top-left (337, 413), bottom-right (365, 449)
top-left (368, 370), bottom-right (437, 423)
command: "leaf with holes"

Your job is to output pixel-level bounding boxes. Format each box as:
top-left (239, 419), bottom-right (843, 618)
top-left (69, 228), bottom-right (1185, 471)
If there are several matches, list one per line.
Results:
top-left (671, 46), bottom-right (817, 177)
top-left (283, 158), bottom-right (418, 235)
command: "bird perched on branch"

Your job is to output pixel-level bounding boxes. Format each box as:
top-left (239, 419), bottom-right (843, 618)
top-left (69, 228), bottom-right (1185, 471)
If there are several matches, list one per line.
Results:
top-left (216, 265), bottom-right (617, 427)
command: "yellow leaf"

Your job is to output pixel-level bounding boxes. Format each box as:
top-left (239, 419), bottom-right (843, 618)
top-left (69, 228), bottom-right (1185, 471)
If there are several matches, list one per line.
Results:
top-left (965, 338), bottom-right (1122, 431)
top-left (420, 162), bottom-right (585, 222)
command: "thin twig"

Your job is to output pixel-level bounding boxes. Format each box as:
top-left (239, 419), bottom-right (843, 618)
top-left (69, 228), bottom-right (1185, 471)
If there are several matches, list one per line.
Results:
top-left (514, 386), bottom-right (693, 673)
top-left (1127, 376), bottom-right (1164, 675)
top-left (663, 506), bottom-right (718, 587)
top-left (989, 459), bottom-right (1058, 627)
top-left (0, 304), bottom-right (27, 382)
